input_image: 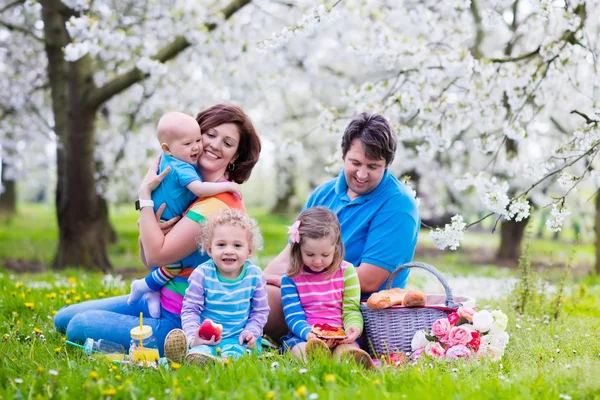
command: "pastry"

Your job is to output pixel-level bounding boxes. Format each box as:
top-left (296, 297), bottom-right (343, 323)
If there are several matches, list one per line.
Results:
top-left (402, 289), bottom-right (426, 307)
top-left (366, 288), bottom-right (407, 309)
top-left (311, 323), bottom-right (347, 339)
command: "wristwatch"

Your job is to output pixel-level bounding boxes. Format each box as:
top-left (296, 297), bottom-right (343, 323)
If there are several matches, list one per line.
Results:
top-left (135, 199), bottom-right (154, 211)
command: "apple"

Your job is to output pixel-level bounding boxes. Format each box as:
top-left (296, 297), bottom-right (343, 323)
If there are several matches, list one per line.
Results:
top-left (198, 319), bottom-right (223, 340)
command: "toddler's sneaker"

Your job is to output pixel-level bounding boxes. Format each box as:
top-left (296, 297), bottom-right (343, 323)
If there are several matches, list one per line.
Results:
top-left (306, 338), bottom-right (331, 358)
top-left (186, 349), bottom-right (217, 367)
top-left (339, 347), bottom-right (376, 370)
top-left (164, 329), bottom-right (187, 362)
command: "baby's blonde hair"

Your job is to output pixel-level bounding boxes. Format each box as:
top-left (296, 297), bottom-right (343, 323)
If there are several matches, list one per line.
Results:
top-left (198, 208), bottom-right (263, 254)
top-left (287, 206), bottom-right (344, 278)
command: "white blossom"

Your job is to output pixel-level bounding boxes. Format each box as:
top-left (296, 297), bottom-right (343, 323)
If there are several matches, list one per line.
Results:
top-left (430, 215), bottom-right (466, 250)
top-left (545, 203), bottom-right (571, 232)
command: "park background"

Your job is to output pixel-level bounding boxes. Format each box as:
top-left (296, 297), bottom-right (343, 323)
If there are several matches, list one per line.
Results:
top-left (1, 0), bottom-right (600, 398)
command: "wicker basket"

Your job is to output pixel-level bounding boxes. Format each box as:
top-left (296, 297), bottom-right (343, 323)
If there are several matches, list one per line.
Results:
top-left (361, 262), bottom-right (463, 357)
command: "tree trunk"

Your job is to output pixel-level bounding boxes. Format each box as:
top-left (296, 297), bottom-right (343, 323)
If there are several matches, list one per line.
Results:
top-left (0, 161), bottom-right (17, 219)
top-left (42, 0), bottom-right (112, 271)
top-left (594, 192), bottom-right (600, 275)
top-left (496, 217), bottom-right (529, 264)
top-left (271, 155), bottom-right (296, 214)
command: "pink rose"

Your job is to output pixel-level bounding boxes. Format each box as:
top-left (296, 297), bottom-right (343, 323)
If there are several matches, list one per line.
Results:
top-left (425, 342), bottom-right (445, 358)
top-left (410, 348), bottom-right (424, 361)
top-left (467, 331), bottom-right (481, 352)
top-left (457, 306), bottom-right (475, 322)
top-left (445, 344), bottom-right (474, 361)
top-left (447, 312), bottom-right (460, 326)
top-left (448, 325), bottom-right (472, 346)
top-left (431, 318), bottom-right (452, 342)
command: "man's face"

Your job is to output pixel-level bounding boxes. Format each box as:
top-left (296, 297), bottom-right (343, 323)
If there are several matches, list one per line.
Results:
top-left (342, 139), bottom-right (387, 200)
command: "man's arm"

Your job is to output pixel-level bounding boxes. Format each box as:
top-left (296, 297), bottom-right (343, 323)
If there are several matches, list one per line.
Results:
top-left (355, 262), bottom-right (392, 293)
top-left (263, 243), bottom-right (291, 287)
top-left (187, 181), bottom-right (242, 199)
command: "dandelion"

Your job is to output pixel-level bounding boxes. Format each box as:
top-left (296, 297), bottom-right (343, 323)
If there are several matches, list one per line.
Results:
top-left (117, 385), bottom-right (124, 391)
top-left (46, 293), bottom-right (57, 299)
top-left (52, 310), bottom-right (57, 315)
top-left (186, 376), bottom-right (192, 382)
top-left (103, 388), bottom-right (116, 396)
top-left (12, 311), bottom-right (18, 317)
top-left (49, 369), bottom-right (58, 376)
top-left (16, 282), bottom-right (24, 288)
top-left (54, 347), bottom-right (62, 353)
top-left (324, 374), bottom-right (335, 383)
top-left (171, 362), bottom-right (181, 370)
top-left (33, 328), bottom-right (42, 334)
top-left (89, 371), bottom-right (99, 380)
top-left (24, 302), bottom-right (34, 310)
top-left (373, 379), bottom-right (381, 385)
top-left (266, 391), bottom-right (275, 399)
top-left (85, 294), bottom-right (91, 299)
top-left (37, 366), bottom-right (44, 373)
top-left (98, 292), bottom-right (105, 298)
top-left (74, 296), bottom-right (81, 302)
top-left (65, 299), bottom-right (72, 305)
top-left (115, 375), bottom-right (121, 381)
top-left (295, 386), bottom-right (307, 396)
top-left (68, 277), bottom-right (77, 284)
top-left (110, 365), bottom-right (118, 372)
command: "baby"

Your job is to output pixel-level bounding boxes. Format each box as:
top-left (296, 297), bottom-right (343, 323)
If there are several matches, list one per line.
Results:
top-left (128, 111), bottom-right (241, 315)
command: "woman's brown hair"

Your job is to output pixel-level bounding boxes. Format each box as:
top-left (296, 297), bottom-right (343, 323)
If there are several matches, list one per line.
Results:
top-left (287, 206), bottom-right (345, 278)
top-left (196, 104), bottom-right (261, 184)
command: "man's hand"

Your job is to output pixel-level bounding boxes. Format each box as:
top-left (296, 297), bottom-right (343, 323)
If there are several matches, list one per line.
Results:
top-left (239, 330), bottom-right (256, 348)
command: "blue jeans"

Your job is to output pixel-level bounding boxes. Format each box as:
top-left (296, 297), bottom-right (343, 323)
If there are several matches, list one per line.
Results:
top-left (189, 336), bottom-right (262, 360)
top-left (54, 295), bottom-right (181, 357)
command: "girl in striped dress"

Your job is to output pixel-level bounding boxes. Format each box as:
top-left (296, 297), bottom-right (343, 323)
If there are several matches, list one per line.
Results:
top-left (280, 206), bottom-right (374, 369)
top-left (166, 208), bottom-right (269, 366)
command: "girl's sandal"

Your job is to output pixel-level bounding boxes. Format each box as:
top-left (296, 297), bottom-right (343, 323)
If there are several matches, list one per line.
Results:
top-left (164, 329), bottom-right (188, 362)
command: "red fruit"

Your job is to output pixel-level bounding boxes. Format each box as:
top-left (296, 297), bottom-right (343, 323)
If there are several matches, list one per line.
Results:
top-left (198, 319), bottom-right (223, 340)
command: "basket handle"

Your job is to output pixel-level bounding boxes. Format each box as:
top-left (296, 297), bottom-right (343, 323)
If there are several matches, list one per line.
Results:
top-left (385, 261), bottom-right (462, 308)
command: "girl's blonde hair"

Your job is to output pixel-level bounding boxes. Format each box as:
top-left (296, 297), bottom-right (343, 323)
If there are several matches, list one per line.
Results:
top-left (198, 208), bottom-right (263, 254)
top-left (287, 206), bottom-right (344, 278)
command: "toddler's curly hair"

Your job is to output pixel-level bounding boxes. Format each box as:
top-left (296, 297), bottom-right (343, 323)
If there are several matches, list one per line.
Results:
top-left (198, 208), bottom-right (263, 254)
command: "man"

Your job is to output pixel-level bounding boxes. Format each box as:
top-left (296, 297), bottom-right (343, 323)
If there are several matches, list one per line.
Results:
top-left (263, 112), bottom-right (420, 339)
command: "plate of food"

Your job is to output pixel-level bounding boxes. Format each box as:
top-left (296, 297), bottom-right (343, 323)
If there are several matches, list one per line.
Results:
top-left (311, 323), bottom-right (347, 340)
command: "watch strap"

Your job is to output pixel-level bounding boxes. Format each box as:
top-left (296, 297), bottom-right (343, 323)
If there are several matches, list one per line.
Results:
top-left (135, 199), bottom-right (154, 211)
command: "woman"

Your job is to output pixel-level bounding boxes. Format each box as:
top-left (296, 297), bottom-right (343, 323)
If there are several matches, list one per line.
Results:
top-left (54, 104), bottom-right (261, 355)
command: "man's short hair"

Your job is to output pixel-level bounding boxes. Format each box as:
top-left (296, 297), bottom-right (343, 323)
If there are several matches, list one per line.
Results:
top-left (341, 112), bottom-right (397, 166)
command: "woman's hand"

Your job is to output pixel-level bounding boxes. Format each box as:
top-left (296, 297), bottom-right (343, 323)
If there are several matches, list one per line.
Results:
top-left (339, 326), bottom-right (362, 344)
top-left (138, 155), bottom-right (170, 199)
top-left (136, 203), bottom-right (180, 234)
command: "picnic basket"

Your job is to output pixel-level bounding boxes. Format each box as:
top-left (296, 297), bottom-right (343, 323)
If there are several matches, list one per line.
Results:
top-left (360, 261), bottom-right (465, 357)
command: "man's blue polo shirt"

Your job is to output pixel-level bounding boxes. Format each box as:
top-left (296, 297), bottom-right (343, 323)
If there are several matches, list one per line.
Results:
top-left (304, 169), bottom-right (420, 295)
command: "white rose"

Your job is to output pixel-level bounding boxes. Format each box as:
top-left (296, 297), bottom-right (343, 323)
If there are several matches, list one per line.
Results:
top-left (473, 310), bottom-right (494, 333)
top-left (491, 310), bottom-right (508, 331)
top-left (411, 330), bottom-right (429, 351)
top-left (478, 344), bottom-right (504, 361)
top-left (486, 331), bottom-right (510, 350)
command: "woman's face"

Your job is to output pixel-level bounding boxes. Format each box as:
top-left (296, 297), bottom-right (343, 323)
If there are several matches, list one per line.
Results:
top-left (199, 123), bottom-right (240, 176)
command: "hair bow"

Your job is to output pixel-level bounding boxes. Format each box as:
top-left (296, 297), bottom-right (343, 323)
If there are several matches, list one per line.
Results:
top-left (288, 220), bottom-right (301, 244)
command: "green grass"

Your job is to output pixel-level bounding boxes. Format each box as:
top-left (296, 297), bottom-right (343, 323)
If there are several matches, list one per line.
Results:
top-left (3, 203), bottom-right (600, 398)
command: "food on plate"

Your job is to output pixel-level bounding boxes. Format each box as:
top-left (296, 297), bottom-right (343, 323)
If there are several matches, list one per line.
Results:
top-left (311, 323), bottom-right (347, 339)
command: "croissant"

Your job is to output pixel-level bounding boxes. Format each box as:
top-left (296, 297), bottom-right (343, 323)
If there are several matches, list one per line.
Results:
top-left (366, 288), bottom-right (407, 309)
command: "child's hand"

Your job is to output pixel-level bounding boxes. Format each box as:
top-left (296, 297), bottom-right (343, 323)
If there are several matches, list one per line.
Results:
top-left (339, 326), bottom-right (362, 344)
top-left (227, 182), bottom-right (243, 199)
top-left (239, 330), bottom-right (256, 348)
top-left (127, 279), bottom-right (151, 305)
top-left (191, 331), bottom-right (222, 347)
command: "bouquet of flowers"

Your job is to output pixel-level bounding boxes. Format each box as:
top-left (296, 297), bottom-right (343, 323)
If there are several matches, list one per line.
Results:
top-left (410, 306), bottom-right (509, 362)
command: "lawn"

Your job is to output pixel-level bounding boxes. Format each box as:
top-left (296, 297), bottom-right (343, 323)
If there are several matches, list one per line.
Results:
top-left (1, 204), bottom-right (600, 399)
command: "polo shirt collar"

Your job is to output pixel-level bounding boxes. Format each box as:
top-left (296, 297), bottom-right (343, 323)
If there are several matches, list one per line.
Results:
top-left (335, 169), bottom-right (391, 204)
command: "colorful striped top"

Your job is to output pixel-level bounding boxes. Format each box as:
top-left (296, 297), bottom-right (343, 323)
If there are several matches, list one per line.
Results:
top-left (280, 261), bottom-right (362, 341)
top-left (181, 259), bottom-right (269, 344)
top-left (157, 193), bottom-right (246, 314)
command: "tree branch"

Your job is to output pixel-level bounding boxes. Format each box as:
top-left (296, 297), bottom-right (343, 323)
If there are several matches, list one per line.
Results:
top-left (0, 0), bottom-right (25, 15)
top-left (570, 110), bottom-right (599, 125)
top-left (469, 0), bottom-right (484, 59)
top-left (489, 46), bottom-right (540, 63)
top-left (87, 0), bottom-right (252, 109)
top-left (0, 19), bottom-right (44, 42)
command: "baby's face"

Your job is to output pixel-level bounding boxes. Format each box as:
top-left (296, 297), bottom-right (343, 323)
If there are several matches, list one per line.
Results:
top-left (166, 128), bottom-right (203, 165)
